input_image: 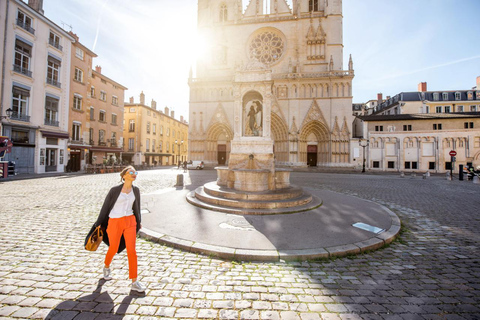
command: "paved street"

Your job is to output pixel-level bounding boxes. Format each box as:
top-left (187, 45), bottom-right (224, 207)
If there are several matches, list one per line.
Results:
top-left (0, 168), bottom-right (479, 320)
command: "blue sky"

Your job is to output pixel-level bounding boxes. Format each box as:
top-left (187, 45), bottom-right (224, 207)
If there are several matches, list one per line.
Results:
top-left (41, 0), bottom-right (480, 120)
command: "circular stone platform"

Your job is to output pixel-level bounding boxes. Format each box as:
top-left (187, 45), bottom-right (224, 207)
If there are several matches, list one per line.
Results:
top-left (139, 186), bottom-right (400, 262)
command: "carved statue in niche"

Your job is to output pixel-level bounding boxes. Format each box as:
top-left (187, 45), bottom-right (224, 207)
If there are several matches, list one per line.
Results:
top-left (244, 100), bottom-right (263, 136)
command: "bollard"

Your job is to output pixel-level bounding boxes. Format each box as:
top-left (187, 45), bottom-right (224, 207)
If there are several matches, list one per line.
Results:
top-left (474, 176), bottom-right (480, 184)
top-left (400, 172), bottom-right (405, 178)
top-left (176, 174), bottom-right (184, 186)
top-left (446, 171), bottom-right (452, 181)
top-left (459, 165), bottom-right (464, 181)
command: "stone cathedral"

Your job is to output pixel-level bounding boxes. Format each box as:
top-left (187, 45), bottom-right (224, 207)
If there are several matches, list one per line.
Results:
top-left (188, 0), bottom-right (354, 167)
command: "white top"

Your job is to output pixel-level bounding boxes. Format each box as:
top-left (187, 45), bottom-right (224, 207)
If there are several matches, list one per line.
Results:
top-left (109, 190), bottom-right (135, 218)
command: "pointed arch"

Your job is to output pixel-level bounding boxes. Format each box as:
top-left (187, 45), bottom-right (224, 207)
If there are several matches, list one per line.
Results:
top-left (299, 120), bottom-right (330, 165)
top-left (271, 112), bottom-right (289, 164)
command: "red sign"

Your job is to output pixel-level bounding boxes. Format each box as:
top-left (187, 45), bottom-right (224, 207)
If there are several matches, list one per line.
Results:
top-left (449, 150), bottom-right (457, 157)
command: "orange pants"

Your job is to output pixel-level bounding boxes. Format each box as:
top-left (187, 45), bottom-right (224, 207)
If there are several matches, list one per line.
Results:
top-left (104, 215), bottom-right (137, 279)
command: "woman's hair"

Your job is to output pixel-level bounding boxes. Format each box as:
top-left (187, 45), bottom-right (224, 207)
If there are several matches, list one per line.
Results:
top-left (120, 166), bottom-right (135, 182)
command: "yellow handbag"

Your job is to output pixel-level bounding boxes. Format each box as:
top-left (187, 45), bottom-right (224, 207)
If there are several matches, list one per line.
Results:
top-left (85, 226), bottom-right (103, 251)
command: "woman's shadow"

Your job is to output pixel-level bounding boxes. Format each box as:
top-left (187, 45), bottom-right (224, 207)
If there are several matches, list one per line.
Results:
top-left (45, 279), bottom-right (142, 319)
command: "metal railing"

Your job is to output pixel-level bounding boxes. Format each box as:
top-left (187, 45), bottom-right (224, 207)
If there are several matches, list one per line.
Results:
top-left (13, 64), bottom-right (32, 77)
top-left (48, 38), bottom-right (63, 51)
top-left (9, 112), bottom-right (30, 122)
top-left (16, 19), bottom-right (35, 34)
top-left (44, 118), bottom-right (59, 127)
top-left (46, 77), bottom-right (61, 88)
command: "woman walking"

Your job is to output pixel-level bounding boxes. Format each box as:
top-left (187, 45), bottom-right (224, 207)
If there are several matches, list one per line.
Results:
top-left (93, 166), bottom-right (145, 292)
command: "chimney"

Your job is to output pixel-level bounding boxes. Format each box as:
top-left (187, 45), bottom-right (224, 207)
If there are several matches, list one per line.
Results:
top-left (164, 106), bottom-right (169, 115)
top-left (386, 96), bottom-right (391, 100)
top-left (140, 91), bottom-right (145, 105)
top-left (129, 97), bottom-right (134, 104)
top-left (95, 65), bottom-right (102, 74)
top-left (151, 99), bottom-right (157, 110)
top-left (418, 82), bottom-right (427, 92)
top-left (28, 0), bottom-right (44, 14)
top-left (68, 31), bottom-right (79, 42)
top-left (377, 93), bottom-right (383, 103)
top-left (180, 116), bottom-right (184, 123)
top-left (171, 110), bottom-right (175, 119)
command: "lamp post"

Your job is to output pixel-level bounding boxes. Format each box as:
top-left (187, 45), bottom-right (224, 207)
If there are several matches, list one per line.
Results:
top-left (359, 139), bottom-right (369, 173)
top-left (175, 139), bottom-right (184, 164)
top-left (0, 108), bottom-right (13, 120)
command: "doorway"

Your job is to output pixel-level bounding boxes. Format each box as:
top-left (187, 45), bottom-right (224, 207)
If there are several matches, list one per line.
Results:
top-left (307, 145), bottom-right (317, 167)
top-left (218, 144), bottom-right (226, 165)
top-left (70, 150), bottom-right (81, 172)
top-left (46, 148), bottom-right (57, 172)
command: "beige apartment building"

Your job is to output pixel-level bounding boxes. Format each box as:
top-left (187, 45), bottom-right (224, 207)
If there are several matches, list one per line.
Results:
top-left (355, 78), bottom-right (480, 173)
top-left (123, 92), bottom-right (188, 166)
top-left (67, 34), bottom-right (127, 171)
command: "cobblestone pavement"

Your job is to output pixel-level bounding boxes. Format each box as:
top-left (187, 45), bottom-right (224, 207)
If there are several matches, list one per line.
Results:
top-left (0, 168), bottom-right (479, 320)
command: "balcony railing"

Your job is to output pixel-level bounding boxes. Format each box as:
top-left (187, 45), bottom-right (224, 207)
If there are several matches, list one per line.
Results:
top-left (89, 139), bottom-right (95, 146)
top-left (46, 77), bottom-right (61, 88)
top-left (48, 38), bottom-right (63, 51)
top-left (44, 118), bottom-right (59, 127)
top-left (110, 140), bottom-right (118, 147)
top-left (9, 112), bottom-right (30, 122)
top-left (16, 19), bottom-right (35, 34)
top-left (98, 141), bottom-right (107, 146)
top-left (69, 138), bottom-right (84, 144)
top-left (13, 64), bottom-right (32, 77)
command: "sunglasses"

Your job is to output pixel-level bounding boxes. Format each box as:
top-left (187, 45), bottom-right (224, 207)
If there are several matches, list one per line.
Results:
top-left (128, 171), bottom-right (138, 175)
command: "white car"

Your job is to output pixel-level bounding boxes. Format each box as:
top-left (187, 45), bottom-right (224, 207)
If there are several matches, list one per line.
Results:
top-left (186, 161), bottom-right (204, 170)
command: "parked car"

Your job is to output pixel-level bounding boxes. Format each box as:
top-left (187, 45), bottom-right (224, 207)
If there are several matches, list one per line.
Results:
top-left (186, 160), bottom-right (204, 170)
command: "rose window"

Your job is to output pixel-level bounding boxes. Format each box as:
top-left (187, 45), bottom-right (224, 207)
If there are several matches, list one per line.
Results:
top-left (249, 31), bottom-right (285, 65)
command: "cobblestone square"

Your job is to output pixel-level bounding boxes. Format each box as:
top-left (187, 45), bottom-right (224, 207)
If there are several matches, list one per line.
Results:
top-left (0, 168), bottom-right (479, 319)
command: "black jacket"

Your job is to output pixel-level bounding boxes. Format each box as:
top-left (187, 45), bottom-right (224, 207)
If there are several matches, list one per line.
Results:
top-left (85, 184), bottom-right (141, 253)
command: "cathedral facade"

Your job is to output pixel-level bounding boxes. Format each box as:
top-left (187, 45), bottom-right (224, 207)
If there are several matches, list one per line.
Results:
top-left (188, 0), bottom-right (354, 167)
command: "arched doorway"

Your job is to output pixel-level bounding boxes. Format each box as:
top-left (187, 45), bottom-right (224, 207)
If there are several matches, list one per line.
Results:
top-left (205, 123), bottom-right (233, 165)
top-left (300, 121), bottom-right (330, 166)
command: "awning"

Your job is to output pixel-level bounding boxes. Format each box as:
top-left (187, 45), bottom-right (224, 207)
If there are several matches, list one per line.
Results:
top-left (40, 130), bottom-right (69, 139)
top-left (90, 146), bottom-right (123, 153)
top-left (69, 144), bottom-right (90, 150)
top-left (145, 153), bottom-right (172, 156)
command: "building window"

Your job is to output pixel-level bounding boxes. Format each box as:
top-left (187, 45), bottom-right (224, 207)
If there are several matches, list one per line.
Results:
top-left (16, 10), bottom-right (34, 34)
top-left (467, 91), bottom-right (473, 100)
top-left (372, 161), bottom-right (380, 168)
top-left (445, 162), bottom-right (452, 170)
top-left (111, 132), bottom-right (117, 146)
top-left (429, 162), bottom-right (435, 170)
top-left (219, 3), bottom-right (227, 22)
top-left (75, 47), bottom-right (84, 60)
top-left (375, 125), bottom-right (383, 132)
top-left (130, 108), bottom-right (135, 113)
top-left (433, 123), bottom-right (442, 130)
top-left (153, 124), bottom-right (156, 134)
top-left (404, 162), bottom-right (418, 170)
top-left (388, 161), bottom-right (395, 169)
top-left (99, 110), bottom-right (106, 122)
top-left (89, 128), bottom-right (94, 145)
top-left (73, 95), bottom-right (82, 110)
top-left (435, 106), bottom-right (442, 113)
top-left (72, 122), bottom-right (81, 141)
top-left (44, 96), bottom-right (59, 127)
top-left (49, 31), bottom-right (62, 50)
top-left (89, 107), bottom-right (95, 120)
top-left (309, 0), bottom-right (319, 12)
top-left (444, 106), bottom-right (451, 113)
top-left (152, 139), bottom-right (156, 152)
top-left (40, 149), bottom-right (45, 165)
top-left (46, 56), bottom-right (61, 87)
top-left (112, 114), bottom-right (117, 125)
top-left (74, 67), bottom-right (83, 82)
top-left (160, 125), bottom-right (163, 135)
top-left (146, 122), bottom-right (151, 134)
top-left (471, 105), bottom-right (477, 112)
top-left (464, 122), bottom-right (474, 129)
top-left (101, 79), bottom-right (107, 84)
top-left (91, 86), bottom-right (95, 98)
top-left (128, 138), bottom-right (134, 151)
top-left (403, 125), bottom-right (412, 131)
top-left (59, 149), bottom-right (64, 165)
top-left (167, 128), bottom-right (170, 136)
top-left (146, 139), bottom-right (150, 152)
top-left (442, 93), bottom-right (449, 101)
top-left (12, 86), bottom-right (30, 120)
top-left (112, 95), bottom-right (118, 105)
top-left (159, 141), bottom-right (163, 152)
top-left (166, 143), bottom-right (169, 152)
top-left (99, 130), bottom-right (106, 145)
top-left (100, 91), bottom-right (106, 101)
top-left (457, 105), bottom-right (464, 112)
top-left (425, 106), bottom-right (429, 113)
top-left (129, 120), bottom-right (135, 132)
top-left (433, 93), bottom-right (439, 101)
top-left (455, 92), bottom-right (461, 100)
top-left (14, 39), bottom-right (32, 77)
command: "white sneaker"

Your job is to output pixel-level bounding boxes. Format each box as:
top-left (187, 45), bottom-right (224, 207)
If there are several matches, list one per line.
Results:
top-left (131, 281), bottom-right (146, 292)
top-left (103, 267), bottom-right (112, 280)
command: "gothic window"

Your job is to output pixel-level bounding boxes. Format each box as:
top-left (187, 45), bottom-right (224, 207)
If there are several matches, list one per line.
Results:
top-left (249, 31), bottom-right (285, 66)
top-left (219, 3), bottom-right (227, 22)
top-left (309, 0), bottom-right (319, 12)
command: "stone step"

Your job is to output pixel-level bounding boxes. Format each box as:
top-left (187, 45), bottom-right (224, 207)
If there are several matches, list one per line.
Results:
top-left (203, 181), bottom-right (305, 201)
top-left (186, 188), bottom-right (323, 215)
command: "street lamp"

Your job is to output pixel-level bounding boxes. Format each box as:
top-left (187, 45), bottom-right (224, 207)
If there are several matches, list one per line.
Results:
top-left (0, 108), bottom-right (13, 120)
top-left (175, 139), bottom-right (184, 164)
top-left (359, 139), bottom-right (369, 173)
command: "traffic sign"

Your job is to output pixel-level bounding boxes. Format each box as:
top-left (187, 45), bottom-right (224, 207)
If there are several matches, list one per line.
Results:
top-left (449, 150), bottom-right (457, 157)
